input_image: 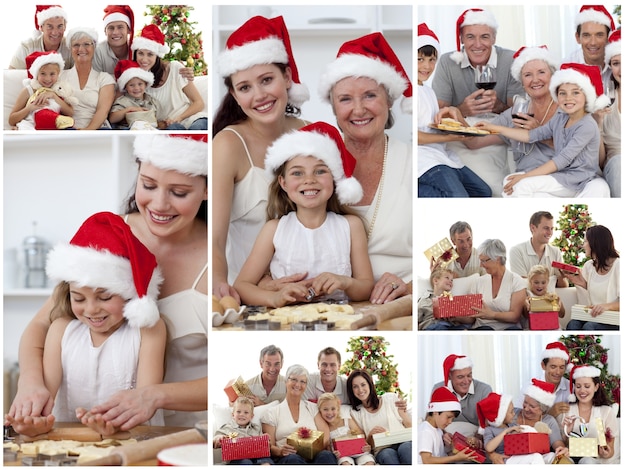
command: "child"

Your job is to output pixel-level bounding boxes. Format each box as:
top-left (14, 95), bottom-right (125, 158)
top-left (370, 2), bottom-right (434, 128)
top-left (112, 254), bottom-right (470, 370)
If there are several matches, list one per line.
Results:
top-left (418, 386), bottom-right (478, 464)
top-left (8, 51), bottom-right (75, 130)
top-left (109, 59), bottom-right (164, 130)
top-left (524, 265), bottom-right (565, 326)
top-left (417, 23), bottom-right (491, 198)
top-left (5, 212), bottom-right (166, 437)
top-left (213, 396), bottom-right (273, 465)
top-left (418, 267), bottom-right (473, 330)
top-left (234, 121), bottom-right (374, 308)
top-left (317, 392), bottom-right (374, 465)
top-left (478, 62), bottom-right (610, 197)
top-left (476, 392), bottom-right (525, 462)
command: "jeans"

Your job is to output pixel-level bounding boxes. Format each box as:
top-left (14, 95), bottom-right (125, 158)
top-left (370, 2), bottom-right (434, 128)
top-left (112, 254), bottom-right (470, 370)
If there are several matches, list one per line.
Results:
top-left (229, 457), bottom-right (274, 465)
top-left (419, 165), bottom-right (491, 197)
top-left (603, 155), bottom-right (621, 197)
top-left (375, 442), bottom-right (412, 465)
top-left (277, 450), bottom-right (337, 465)
top-left (166, 117), bottom-right (208, 130)
top-left (424, 321), bottom-right (471, 330)
top-left (566, 320), bottom-right (619, 331)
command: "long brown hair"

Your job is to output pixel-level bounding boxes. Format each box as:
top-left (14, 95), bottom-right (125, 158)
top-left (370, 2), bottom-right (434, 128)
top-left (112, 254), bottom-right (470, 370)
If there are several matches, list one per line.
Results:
top-left (49, 281), bottom-right (76, 322)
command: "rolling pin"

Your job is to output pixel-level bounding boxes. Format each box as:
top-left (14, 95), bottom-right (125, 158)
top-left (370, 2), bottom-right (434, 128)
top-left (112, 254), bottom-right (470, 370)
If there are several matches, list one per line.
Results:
top-left (21, 427), bottom-right (131, 442)
top-left (79, 428), bottom-right (205, 466)
top-left (350, 295), bottom-right (412, 329)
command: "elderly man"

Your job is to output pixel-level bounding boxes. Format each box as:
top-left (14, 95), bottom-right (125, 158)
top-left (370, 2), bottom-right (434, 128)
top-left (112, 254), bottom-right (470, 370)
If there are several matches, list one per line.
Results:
top-left (432, 221), bottom-right (485, 278)
top-left (244, 345), bottom-right (286, 406)
top-left (509, 211), bottom-right (568, 287)
top-left (304, 347), bottom-right (349, 404)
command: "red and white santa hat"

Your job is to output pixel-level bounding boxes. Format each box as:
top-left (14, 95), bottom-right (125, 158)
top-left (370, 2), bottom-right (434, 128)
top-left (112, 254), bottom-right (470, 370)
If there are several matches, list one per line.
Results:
top-left (428, 386), bottom-right (462, 413)
top-left (542, 341), bottom-right (570, 363)
top-left (568, 364), bottom-right (601, 402)
top-left (132, 24), bottom-right (170, 58)
top-left (549, 62), bottom-right (610, 112)
top-left (524, 378), bottom-right (556, 408)
top-left (114, 59), bottom-right (154, 90)
top-left (443, 354), bottom-right (473, 388)
top-left (46, 211), bottom-right (163, 329)
top-left (510, 45), bottom-right (559, 83)
top-left (217, 15), bottom-right (309, 108)
top-left (264, 121), bottom-right (363, 205)
top-left (605, 29), bottom-right (621, 65)
top-left (476, 392), bottom-right (513, 434)
top-left (25, 50), bottom-right (65, 80)
top-left (418, 22), bottom-right (440, 55)
top-left (575, 5), bottom-right (615, 31)
top-left (103, 5), bottom-right (135, 60)
top-left (133, 134), bottom-right (208, 177)
top-left (450, 8), bottom-right (499, 64)
top-left (318, 32), bottom-right (412, 114)
top-left (35, 5), bottom-right (67, 31)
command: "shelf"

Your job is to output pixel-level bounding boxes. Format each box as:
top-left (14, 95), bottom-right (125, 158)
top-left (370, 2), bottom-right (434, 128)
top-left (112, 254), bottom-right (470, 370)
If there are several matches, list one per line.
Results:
top-left (4, 288), bottom-right (53, 297)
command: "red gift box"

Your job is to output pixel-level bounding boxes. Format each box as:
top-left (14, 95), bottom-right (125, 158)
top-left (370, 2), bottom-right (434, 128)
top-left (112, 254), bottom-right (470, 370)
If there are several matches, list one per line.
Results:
top-left (528, 311), bottom-right (560, 330)
top-left (451, 433), bottom-right (486, 463)
top-left (504, 433), bottom-right (550, 455)
top-left (221, 435), bottom-right (271, 461)
top-left (433, 293), bottom-right (482, 318)
top-left (332, 435), bottom-right (367, 458)
top-left (551, 261), bottom-right (579, 273)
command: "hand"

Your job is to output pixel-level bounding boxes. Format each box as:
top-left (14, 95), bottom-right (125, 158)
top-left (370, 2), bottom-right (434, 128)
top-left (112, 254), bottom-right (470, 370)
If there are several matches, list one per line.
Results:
top-left (258, 272), bottom-right (308, 291)
top-left (271, 283), bottom-right (311, 307)
top-left (442, 431), bottom-right (453, 446)
top-left (7, 383), bottom-right (54, 420)
top-left (503, 173), bottom-right (526, 195)
top-left (488, 452), bottom-right (508, 465)
top-left (455, 447), bottom-right (479, 462)
top-left (179, 66), bottom-right (195, 81)
top-left (362, 444), bottom-right (371, 453)
top-left (4, 414), bottom-right (55, 437)
top-left (394, 397), bottom-right (407, 413)
top-left (435, 106), bottom-right (467, 126)
top-left (512, 112), bottom-right (539, 130)
top-left (562, 414), bottom-right (577, 435)
top-left (550, 401), bottom-right (570, 416)
top-left (598, 445), bottom-right (611, 459)
top-left (506, 426), bottom-right (523, 434)
top-left (310, 272), bottom-right (349, 296)
top-left (280, 444), bottom-right (297, 456)
top-left (589, 304), bottom-right (607, 317)
top-left (470, 306), bottom-right (496, 320)
top-left (555, 446), bottom-right (569, 458)
top-left (213, 282), bottom-right (241, 304)
top-left (562, 270), bottom-right (584, 287)
top-left (88, 387), bottom-right (158, 431)
top-left (474, 121), bottom-right (496, 132)
top-left (463, 89), bottom-right (497, 116)
top-left (370, 273), bottom-right (407, 304)
top-left (75, 407), bottom-right (118, 436)
top-left (368, 426), bottom-right (387, 439)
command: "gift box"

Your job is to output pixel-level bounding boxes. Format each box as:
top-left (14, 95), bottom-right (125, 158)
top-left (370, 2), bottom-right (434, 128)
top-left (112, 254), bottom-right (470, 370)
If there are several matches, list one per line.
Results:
top-left (528, 311), bottom-right (560, 330)
top-left (568, 437), bottom-right (598, 457)
top-left (529, 295), bottom-right (560, 312)
top-left (433, 293), bottom-right (482, 318)
top-left (371, 428), bottom-right (412, 449)
top-left (224, 376), bottom-right (252, 402)
top-left (503, 433), bottom-right (550, 455)
top-left (221, 435), bottom-right (271, 461)
top-left (286, 428), bottom-right (325, 460)
top-left (331, 434), bottom-right (367, 458)
top-left (424, 238), bottom-right (458, 268)
top-left (551, 261), bottom-right (579, 273)
top-left (451, 432), bottom-right (486, 463)
top-left (570, 304), bottom-right (620, 326)
top-left (595, 418), bottom-right (607, 446)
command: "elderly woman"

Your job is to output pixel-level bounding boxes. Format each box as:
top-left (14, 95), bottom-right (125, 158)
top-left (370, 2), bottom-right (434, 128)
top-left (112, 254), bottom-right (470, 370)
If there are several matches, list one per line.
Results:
top-left (61, 28), bottom-right (115, 130)
top-left (319, 33), bottom-right (412, 305)
top-left (470, 239), bottom-right (526, 330)
top-left (261, 364), bottom-right (336, 465)
top-left (600, 30), bottom-right (621, 197)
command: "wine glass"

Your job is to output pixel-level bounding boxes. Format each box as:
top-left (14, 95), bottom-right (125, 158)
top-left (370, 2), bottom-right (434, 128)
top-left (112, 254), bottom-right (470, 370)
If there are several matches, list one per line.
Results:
top-left (474, 65), bottom-right (497, 118)
top-left (604, 79), bottom-right (616, 107)
top-left (511, 95), bottom-right (530, 152)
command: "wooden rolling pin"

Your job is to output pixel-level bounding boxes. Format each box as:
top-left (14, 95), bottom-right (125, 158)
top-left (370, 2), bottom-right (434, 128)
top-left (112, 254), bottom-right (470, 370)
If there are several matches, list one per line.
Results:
top-left (350, 295), bottom-right (413, 329)
top-left (21, 427), bottom-right (131, 442)
top-left (79, 428), bottom-right (205, 466)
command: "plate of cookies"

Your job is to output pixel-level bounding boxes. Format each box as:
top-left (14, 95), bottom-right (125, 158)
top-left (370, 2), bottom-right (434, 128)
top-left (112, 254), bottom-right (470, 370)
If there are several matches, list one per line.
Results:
top-left (429, 118), bottom-right (496, 136)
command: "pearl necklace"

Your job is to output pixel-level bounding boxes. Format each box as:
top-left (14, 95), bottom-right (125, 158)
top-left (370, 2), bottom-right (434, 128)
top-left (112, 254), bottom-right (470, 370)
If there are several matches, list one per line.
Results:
top-left (367, 135), bottom-right (388, 239)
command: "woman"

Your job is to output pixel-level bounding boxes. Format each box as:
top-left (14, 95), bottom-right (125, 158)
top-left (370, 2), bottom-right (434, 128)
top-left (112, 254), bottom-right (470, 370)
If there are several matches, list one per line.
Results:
top-left (347, 370), bottom-right (411, 465)
top-left (261, 364), bottom-right (336, 464)
top-left (565, 225), bottom-right (620, 330)
top-left (319, 32), bottom-right (412, 304)
top-left (212, 15), bottom-right (310, 300)
top-left (561, 365), bottom-right (618, 464)
top-left (133, 25), bottom-right (207, 130)
top-left (600, 30), bottom-right (621, 197)
top-left (470, 239), bottom-right (526, 330)
top-left (61, 28), bottom-right (115, 130)
top-left (6, 134), bottom-right (208, 432)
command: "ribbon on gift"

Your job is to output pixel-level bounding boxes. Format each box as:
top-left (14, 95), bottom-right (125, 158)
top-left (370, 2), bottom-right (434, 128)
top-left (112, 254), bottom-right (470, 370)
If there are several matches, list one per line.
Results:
top-left (441, 291), bottom-right (453, 301)
top-left (298, 427), bottom-right (312, 438)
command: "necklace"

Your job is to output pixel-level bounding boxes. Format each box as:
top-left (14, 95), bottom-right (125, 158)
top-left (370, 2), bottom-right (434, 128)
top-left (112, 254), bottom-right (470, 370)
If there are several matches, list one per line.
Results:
top-left (367, 135), bottom-right (388, 239)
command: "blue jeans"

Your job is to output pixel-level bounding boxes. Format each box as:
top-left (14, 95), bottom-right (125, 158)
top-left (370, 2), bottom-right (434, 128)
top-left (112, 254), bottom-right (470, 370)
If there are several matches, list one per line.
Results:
top-left (419, 165), bottom-right (491, 197)
top-left (566, 320), bottom-right (619, 331)
top-left (424, 321), bottom-right (471, 330)
top-left (229, 457), bottom-right (274, 465)
top-left (277, 450), bottom-right (337, 465)
top-left (603, 155), bottom-right (621, 198)
top-left (166, 117), bottom-right (208, 130)
top-left (376, 442), bottom-right (412, 465)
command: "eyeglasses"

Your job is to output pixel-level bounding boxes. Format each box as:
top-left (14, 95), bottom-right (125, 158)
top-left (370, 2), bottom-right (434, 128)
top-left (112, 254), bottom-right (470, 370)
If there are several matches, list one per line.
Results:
top-left (72, 42), bottom-right (94, 49)
top-left (287, 377), bottom-right (307, 386)
top-left (479, 257), bottom-right (492, 264)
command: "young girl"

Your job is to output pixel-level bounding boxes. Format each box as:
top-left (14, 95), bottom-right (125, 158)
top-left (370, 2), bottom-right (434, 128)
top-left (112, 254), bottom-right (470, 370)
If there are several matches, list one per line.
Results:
top-left (418, 267), bottom-right (473, 330)
top-left (417, 23), bottom-right (491, 197)
top-left (5, 212), bottom-right (166, 437)
top-left (234, 122), bottom-right (374, 308)
top-left (478, 62), bottom-right (610, 197)
top-left (524, 265), bottom-right (565, 326)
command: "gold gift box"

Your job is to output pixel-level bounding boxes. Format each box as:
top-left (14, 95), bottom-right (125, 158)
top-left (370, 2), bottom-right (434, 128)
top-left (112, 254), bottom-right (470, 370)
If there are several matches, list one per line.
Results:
top-left (569, 437), bottom-right (598, 457)
top-left (286, 429), bottom-right (325, 461)
top-left (424, 238), bottom-right (458, 268)
top-left (223, 376), bottom-right (252, 402)
top-left (595, 418), bottom-right (607, 446)
top-left (529, 295), bottom-right (560, 312)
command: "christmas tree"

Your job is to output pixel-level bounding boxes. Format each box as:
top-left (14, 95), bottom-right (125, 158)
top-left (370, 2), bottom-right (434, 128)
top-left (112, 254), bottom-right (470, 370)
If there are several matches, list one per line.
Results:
top-left (559, 334), bottom-right (620, 414)
top-left (551, 204), bottom-right (594, 266)
top-left (145, 5), bottom-right (207, 76)
top-left (339, 336), bottom-right (402, 396)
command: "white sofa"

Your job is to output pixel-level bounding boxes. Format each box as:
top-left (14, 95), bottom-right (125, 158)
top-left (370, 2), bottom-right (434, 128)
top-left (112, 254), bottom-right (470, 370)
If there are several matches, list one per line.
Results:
top-left (3, 68), bottom-right (209, 130)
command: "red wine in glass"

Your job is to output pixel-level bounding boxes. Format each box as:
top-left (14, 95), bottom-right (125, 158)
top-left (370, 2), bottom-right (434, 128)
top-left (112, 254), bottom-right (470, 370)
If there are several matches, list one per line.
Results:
top-left (512, 113), bottom-right (535, 119)
top-left (477, 82), bottom-right (496, 90)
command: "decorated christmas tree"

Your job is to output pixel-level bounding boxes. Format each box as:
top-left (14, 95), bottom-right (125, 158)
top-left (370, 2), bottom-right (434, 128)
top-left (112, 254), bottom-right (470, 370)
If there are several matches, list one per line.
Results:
top-left (339, 336), bottom-right (402, 396)
top-left (551, 204), bottom-right (594, 266)
top-left (145, 5), bottom-right (207, 76)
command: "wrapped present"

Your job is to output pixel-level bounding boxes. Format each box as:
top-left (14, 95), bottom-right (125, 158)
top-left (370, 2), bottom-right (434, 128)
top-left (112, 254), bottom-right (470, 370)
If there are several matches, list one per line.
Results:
top-left (528, 311), bottom-right (560, 330)
top-left (504, 433), bottom-right (550, 455)
top-left (433, 293), bottom-right (482, 318)
top-left (529, 295), bottom-right (560, 312)
top-left (331, 434), bottom-right (367, 458)
top-left (224, 376), bottom-right (252, 402)
top-left (569, 437), bottom-right (598, 457)
top-left (451, 432), bottom-right (486, 463)
top-left (595, 418), bottom-right (607, 447)
top-left (286, 427), bottom-right (324, 461)
top-left (424, 238), bottom-right (458, 268)
top-left (570, 304), bottom-right (620, 326)
top-left (221, 435), bottom-right (271, 461)
top-left (372, 428), bottom-right (412, 449)
top-left (551, 261), bottom-right (579, 273)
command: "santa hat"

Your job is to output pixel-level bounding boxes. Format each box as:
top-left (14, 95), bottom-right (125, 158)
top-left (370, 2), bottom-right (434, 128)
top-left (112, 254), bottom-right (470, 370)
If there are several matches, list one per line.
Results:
top-left (418, 23), bottom-right (440, 55)
top-left (133, 134), bottom-right (208, 177)
top-left (114, 59), bottom-right (154, 90)
top-left (66, 27), bottom-right (98, 47)
top-left (476, 393), bottom-right (513, 434)
top-left (428, 386), bottom-right (461, 413)
top-left (443, 354), bottom-right (473, 388)
top-left (568, 365), bottom-right (601, 402)
top-left (510, 45), bottom-right (559, 83)
top-left (25, 50), bottom-right (65, 80)
top-left (450, 8), bottom-right (499, 64)
top-left (217, 16), bottom-right (309, 108)
top-left (318, 32), bottom-right (412, 114)
top-left (264, 121), bottom-right (363, 205)
top-left (575, 5), bottom-right (615, 31)
top-left (549, 62), bottom-right (610, 112)
top-left (103, 5), bottom-right (134, 60)
top-left (35, 5), bottom-right (67, 31)
top-left (524, 378), bottom-right (556, 408)
top-left (542, 341), bottom-right (570, 363)
top-left (132, 24), bottom-right (170, 58)
top-left (605, 29), bottom-right (621, 64)
top-left (46, 212), bottom-right (163, 328)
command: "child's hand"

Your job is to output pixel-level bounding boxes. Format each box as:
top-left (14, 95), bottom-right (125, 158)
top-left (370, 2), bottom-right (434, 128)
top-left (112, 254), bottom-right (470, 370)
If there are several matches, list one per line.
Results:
top-left (505, 426), bottom-right (523, 434)
top-left (272, 284), bottom-right (310, 307)
top-left (213, 436), bottom-right (224, 448)
top-left (75, 407), bottom-right (119, 436)
top-left (503, 173), bottom-right (526, 195)
top-left (362, 444), bottom-right (371, 453)
top-left (474, 121), bottom-right (495, 132)
top-left (310, 272), bottom-right (349, 296)
top-left (4, 414), bottom-right (55, 437)
top-left (455, 447), bottom-right (479, 462)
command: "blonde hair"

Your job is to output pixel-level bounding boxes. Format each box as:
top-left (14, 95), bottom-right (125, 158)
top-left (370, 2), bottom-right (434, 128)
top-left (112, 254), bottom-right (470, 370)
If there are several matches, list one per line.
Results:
top-left (527, 264), bottom-right (550, 285)
top-left (49, 281), bottom-right (76, 322)
top-left (430, 267), bottom-right (453, 287)
top-left (233, 396), bottom-right (255, 411)
top-left (317, 392), bottom-right (340, 409)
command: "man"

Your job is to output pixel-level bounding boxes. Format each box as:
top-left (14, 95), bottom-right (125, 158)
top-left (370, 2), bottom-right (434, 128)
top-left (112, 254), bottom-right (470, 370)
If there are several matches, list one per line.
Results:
top-left (304, 347), bottom-right (349, 404)
top-left (244, 345), bottom-right (286, 406)
top-left (432, 8), bottom-right (523, 117)
top-left (93, 5), bottom-right (135, 74)
top-left (509, 211), bottom-right (568, 287)
top-left (432, 221), bottom-right (485, 278)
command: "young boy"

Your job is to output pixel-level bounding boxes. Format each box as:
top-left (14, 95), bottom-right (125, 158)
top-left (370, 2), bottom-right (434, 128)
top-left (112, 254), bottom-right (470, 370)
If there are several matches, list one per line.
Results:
top-left (213, 397), bottom-right (273, 465)
top-left (109, 59), bottom-right (164, 129)
top-left (418, 267), bottom-right (473, 330)
top-left (418, 387), bottom-right (478, 464)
